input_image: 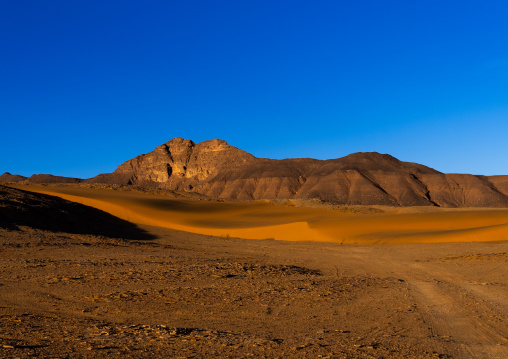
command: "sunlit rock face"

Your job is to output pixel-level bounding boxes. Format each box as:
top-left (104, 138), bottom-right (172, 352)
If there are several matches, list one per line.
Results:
top-left (111, 137), bottom-right (255, 189)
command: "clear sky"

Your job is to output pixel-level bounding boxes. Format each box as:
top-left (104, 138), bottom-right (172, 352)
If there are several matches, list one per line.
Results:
top-left (1, 1), bottom-right (508, 178)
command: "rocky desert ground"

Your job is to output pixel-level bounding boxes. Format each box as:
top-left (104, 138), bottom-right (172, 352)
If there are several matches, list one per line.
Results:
top-left (1, 184), bottom-right (507, 358)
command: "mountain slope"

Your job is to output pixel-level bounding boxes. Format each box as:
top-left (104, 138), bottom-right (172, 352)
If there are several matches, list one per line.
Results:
top-left (4, 137), bottom-right (508, 207)
top-left (85, 138), bottom-right (508, 207)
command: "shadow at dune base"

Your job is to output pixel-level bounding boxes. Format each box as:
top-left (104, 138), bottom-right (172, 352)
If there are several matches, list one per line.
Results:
top-left (0, 185), bottom-right (156, 241)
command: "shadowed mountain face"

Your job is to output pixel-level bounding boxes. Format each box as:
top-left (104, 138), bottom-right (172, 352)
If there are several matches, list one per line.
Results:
top-left (4, 137), bottom-right (508, 207)
top-left (0, 185), bottom-right (156, 240)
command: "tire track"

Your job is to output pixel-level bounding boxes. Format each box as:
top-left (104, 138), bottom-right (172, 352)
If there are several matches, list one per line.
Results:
top-left (409, 280), bottom-right (508, 358)
top-left (335, 247), bottom-right (508, 358)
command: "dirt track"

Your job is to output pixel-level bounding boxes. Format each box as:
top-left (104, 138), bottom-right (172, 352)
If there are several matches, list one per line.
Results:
top-left (341, 245), bottom-right (508, 358)
top-left (1, 224), bottom-right (507, 358)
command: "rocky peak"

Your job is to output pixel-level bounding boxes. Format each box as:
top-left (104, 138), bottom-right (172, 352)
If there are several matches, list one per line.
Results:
top-left (340, 152), bottom-right (400, 164)
top-left (196, 138), bottom-right (230, 151)
top-left (110, 138), bottom-right (256, 186)
top-left (334, 152), bottom-right (440, 174)
top-left (165, 137), bottom-right (195, 151)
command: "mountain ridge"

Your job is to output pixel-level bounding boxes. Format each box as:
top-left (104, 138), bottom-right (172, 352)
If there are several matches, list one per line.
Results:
top-left (3, 137), bottom-right (508, 208)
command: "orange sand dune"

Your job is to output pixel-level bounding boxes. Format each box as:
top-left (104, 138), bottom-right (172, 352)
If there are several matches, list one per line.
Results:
top-left (9, 184), bottom-right (508, 244)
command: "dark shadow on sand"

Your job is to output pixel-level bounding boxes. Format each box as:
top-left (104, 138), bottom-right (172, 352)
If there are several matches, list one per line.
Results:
top-left (0, 185), bottom-right (156, 240)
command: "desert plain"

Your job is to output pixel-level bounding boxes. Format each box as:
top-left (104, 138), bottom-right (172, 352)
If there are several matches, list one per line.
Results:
top-left (1, 183), bottom-right (507, 358)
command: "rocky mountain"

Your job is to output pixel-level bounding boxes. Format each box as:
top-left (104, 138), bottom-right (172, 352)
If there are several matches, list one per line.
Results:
top-left (3, 137), bottom-right (508, 207)
top-left (86, 137), bottom-right (508, 207)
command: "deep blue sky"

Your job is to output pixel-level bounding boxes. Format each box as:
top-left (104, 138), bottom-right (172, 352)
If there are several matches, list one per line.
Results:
top-left (2, 1), bottom-right (508, 178)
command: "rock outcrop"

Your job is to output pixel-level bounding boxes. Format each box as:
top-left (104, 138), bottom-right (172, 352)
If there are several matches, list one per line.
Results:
top-left (4, 137), bottom-right (508, 207)
top-left (85, 138), bottom-right (508, 207)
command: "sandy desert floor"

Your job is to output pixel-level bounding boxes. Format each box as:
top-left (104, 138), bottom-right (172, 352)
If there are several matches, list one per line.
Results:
top-left (1, 184), bottom-right (507, 358)
top-left (7, 184), bottom-right (508, 245)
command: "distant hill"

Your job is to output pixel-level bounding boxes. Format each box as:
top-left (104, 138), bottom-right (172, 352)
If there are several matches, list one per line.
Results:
top-left (0, 172), bottom-right (27, 182)
top-left (3, 137), bottom-right (508, 207)
top-left (0, 172), bottom-right (81, 184)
